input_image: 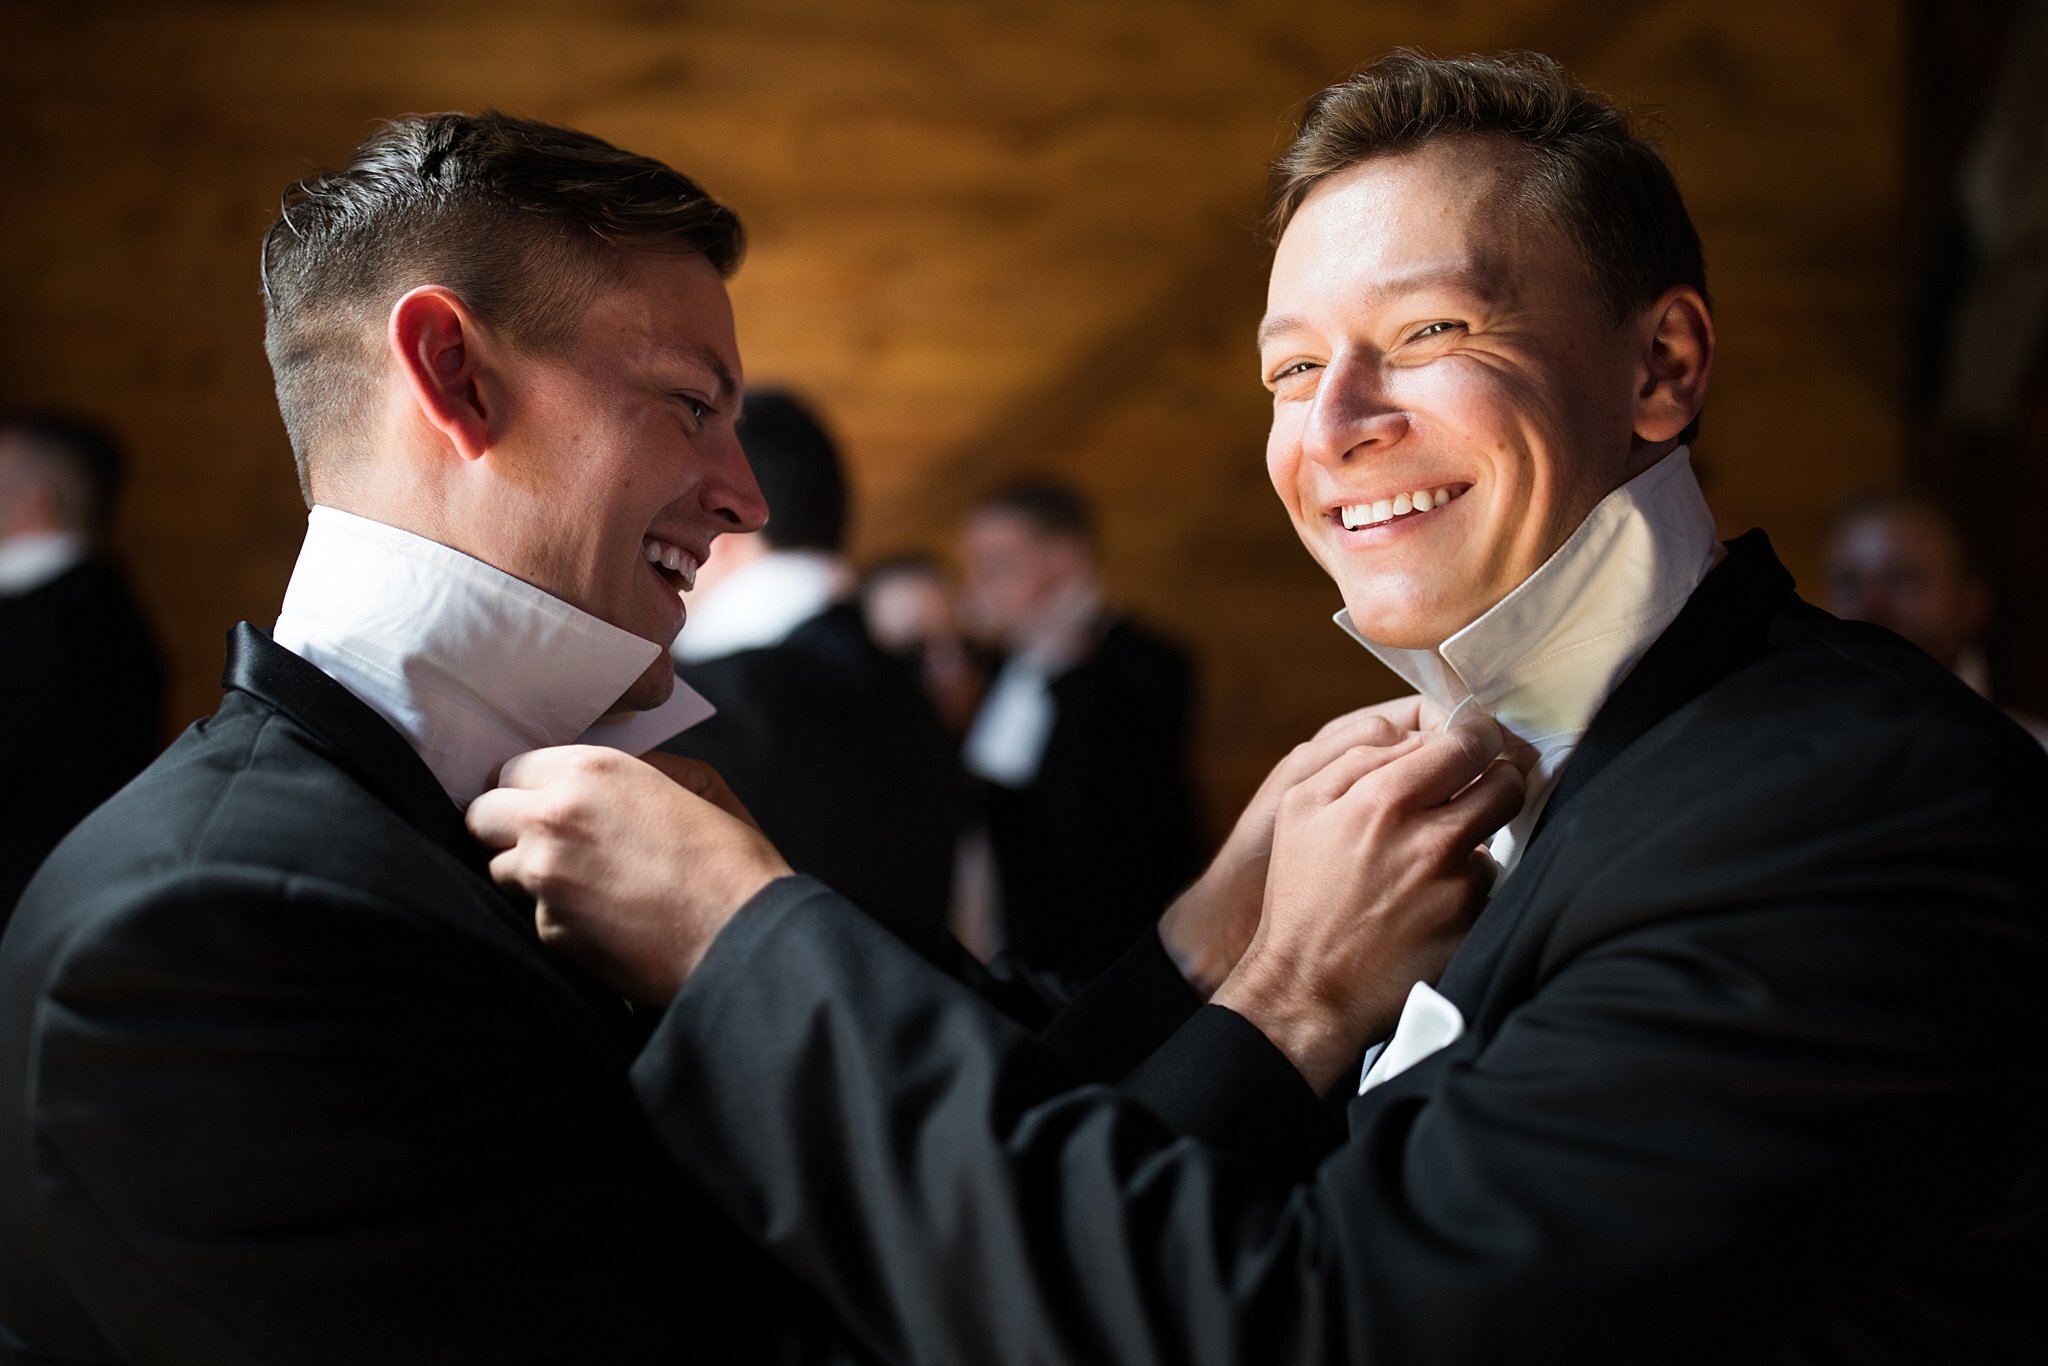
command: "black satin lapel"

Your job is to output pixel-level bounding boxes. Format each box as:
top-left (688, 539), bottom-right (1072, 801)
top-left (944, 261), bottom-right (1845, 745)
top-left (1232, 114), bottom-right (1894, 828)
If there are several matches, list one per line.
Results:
top-left (1523, 530), bottom-right (1795, 851)
top-left (223, 624), bottom-right (649, 1049)
top-left (1432, 532), bottom-right (1796, 1014)
top-left (222, 623), bottom-right (485, 873)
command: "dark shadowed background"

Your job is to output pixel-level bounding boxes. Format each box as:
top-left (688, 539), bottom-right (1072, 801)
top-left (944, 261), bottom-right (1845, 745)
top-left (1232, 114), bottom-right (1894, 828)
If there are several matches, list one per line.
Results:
top-left (3, 0), bottom-right (2040, 834)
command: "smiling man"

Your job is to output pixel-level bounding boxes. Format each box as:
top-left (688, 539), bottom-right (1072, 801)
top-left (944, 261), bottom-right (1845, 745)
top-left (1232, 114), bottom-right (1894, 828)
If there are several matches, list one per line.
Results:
top-left (473, 52), bottom-right (2048, 1364)
top-left (0, 113), bottom-right (859, 1364)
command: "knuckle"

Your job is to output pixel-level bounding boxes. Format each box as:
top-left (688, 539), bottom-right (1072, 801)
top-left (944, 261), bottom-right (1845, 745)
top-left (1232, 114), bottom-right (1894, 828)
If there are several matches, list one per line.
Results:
top-left (1416, 821), bottom-right (1469, 868)
top-left (1359, 715), bottom-right (1400, 745)
top-left (524, 846), bottom-right (567, 894)
top-left (529, 795), bottom-right (572, 836)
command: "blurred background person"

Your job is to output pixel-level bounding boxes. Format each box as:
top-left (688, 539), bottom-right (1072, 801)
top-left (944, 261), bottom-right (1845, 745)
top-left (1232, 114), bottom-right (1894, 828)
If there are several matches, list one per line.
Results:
top-left (0, 412), bottom-right (164, 924)
top-left (959, 480), bottom-right (1203, 981)
top-left (860, 552), bottom-right (986, 735)
top-left (1824, 489), bottom-right (2048, 747)
top-left (662, 391), bottom-right (962, 936)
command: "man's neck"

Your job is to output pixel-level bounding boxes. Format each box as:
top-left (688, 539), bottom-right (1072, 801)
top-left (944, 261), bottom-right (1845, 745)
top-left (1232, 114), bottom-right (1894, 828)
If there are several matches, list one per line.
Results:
top-left (274, 506), bottom-right (711, 807)
top-left (1337, 447), bottom-right (1719, 876)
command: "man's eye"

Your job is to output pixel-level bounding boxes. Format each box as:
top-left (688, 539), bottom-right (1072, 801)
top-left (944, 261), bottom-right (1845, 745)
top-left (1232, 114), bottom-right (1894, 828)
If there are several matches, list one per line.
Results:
top-left (1406, 321), bottom-right (1464, 343)
top-left (1266, 360), bottom-right (1321, 388)
top-left (674, 394), bottom-right (710, 421)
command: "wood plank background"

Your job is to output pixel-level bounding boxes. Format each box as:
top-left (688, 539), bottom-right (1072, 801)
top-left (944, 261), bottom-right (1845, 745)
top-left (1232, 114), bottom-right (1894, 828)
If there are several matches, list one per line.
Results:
top-left (0, 0), bottom-right (1908, 833)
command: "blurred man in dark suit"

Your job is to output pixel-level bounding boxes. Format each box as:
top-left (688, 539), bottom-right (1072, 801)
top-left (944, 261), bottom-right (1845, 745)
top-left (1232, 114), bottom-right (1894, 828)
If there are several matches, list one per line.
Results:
top-left (959, 481), bottom-right (1203, 979)
top-left (662, 392), bottom-right (962, 936)
top-left (1825, 489), bottom-right (2048, 748)
top-left (0, 412), bottom-right (164, 924)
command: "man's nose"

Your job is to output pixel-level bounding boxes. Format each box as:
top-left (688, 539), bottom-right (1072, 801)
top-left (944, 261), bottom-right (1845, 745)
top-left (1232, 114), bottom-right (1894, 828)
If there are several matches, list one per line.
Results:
top-left (707, 434), bottom-right (770, 533)
top-left (1302, 355), bottom-right (1410, 467)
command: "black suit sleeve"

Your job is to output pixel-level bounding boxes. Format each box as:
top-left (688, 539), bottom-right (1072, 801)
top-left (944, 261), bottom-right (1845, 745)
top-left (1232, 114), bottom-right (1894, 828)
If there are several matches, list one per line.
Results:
top-left (634, 816), bottom-right (2046, 1366)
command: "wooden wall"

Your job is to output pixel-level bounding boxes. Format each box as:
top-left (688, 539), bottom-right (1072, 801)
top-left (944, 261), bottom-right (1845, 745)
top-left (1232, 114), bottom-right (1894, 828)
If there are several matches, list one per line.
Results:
top-left (0, 0), bottom-right (1907, 833)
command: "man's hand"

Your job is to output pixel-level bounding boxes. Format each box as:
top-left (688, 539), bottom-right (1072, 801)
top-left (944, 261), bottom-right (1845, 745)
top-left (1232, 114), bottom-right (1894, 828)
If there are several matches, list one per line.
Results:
top-left (1211, 715), bottom-right (1524, 1092)
top-left (465, 746), bottom-right (792, 1005)
top-left (1157, 696), bottom-right (1447, 997)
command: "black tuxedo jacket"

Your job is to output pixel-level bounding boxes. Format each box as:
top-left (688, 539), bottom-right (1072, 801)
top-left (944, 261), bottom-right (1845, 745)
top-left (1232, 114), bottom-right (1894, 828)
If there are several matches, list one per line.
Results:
top-left (663, 603), bottom-right (962, 938)
top-left (628, 534), bottom-right (2048, 1365)
top-left (0, 625), bottom-right (841, 1364)
top-left (984, 617), bottom-right (1205, 980)
top-left (0, 557), bottom-right (164, 922)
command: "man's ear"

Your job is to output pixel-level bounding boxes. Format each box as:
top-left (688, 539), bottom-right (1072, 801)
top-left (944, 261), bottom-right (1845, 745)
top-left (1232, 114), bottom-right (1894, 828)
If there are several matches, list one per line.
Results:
top-left (1632, 285), bottom-right (1714, 445)
top-left (389, 286), bottom-right (496, 462)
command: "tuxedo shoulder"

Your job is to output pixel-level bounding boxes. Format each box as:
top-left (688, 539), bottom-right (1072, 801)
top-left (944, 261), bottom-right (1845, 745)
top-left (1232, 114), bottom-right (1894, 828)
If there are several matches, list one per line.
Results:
top-left (54, 700), bottom-right (422, 870)
top-left (1527, 601), bottom-right (2048, 966)
top-left (1724, 600), bottom-right (2046, 792)
top-left (9, 696), bottom-right (499, 972)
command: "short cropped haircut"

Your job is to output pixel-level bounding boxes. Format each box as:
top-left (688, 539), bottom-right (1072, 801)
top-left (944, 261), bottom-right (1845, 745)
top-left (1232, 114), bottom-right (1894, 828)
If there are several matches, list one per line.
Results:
top-left (261, 111), bottom-right (744, 502)
top-left (974, 480), bottom-right (1096, 547)
top-left (1269, 51), bottom-right (1708, 327)
top-left (0, 410), bottom-right (128, 540)
top-left (738, 391), bottom-right (847, 554)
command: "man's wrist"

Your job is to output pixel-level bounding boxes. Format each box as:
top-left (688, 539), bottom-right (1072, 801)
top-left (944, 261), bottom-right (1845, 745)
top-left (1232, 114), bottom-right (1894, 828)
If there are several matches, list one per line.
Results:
top-left (1210, 960), bottom-right (1352, 1094)
top-left (682, 858), bottom-right (794, 983)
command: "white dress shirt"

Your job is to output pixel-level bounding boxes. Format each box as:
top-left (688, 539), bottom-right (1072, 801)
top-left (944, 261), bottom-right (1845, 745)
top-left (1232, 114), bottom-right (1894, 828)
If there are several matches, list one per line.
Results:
top-left (273, 507), bottom-right (713, 808)
top-left (0, 530), bottom-right (88, 596)
top-left (961, 581), bottom-right (1106, 788)
top-left (1344, 448), bottom-right (1718, 1093)
top-left (1339, 447), bottom-right (1719, 880)
top-left (670, 549), bottom-right (851, 665)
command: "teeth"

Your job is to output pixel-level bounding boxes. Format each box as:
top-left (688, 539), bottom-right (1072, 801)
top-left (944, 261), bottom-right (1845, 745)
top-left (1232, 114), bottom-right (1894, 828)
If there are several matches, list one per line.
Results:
top-left (1337, 486), bottom-right (1459, 530)
top-left (640, 537), bottom-right (699, 590)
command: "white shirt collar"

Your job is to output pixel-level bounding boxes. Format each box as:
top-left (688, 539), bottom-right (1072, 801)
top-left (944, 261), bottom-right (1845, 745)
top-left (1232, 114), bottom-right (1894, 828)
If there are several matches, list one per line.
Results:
top-left (273, 506), bottom-right (713, 808)
top-left (670, 548), bottom-right (851, 664)
top-left (0, 531), bottom-right (89, 596)
top-left (1336, 447), bottom-right (1718, 875)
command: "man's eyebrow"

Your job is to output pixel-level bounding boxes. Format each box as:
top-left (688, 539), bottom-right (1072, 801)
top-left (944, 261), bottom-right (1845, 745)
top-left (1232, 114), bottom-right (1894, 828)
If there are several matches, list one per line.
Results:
top-left (1255, 262), bottom-right (1510, 350)
top-left (697, 348), bottom-right (739, 406)
top-left (1256, 313), bottom-right (1309, 351)
top-left (658, 345), bottom-right (740, 405)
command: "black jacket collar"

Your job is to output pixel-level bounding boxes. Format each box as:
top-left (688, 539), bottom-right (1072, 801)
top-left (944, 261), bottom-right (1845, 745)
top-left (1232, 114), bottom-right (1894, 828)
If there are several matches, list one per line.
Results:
top-left (1426, 531), bottom-right (1797, 1016)
top-left (1524, 529), bottom-right (1795, 849)
top-left (223, 622), bottom-right (651, 1047)
top-left (221, 622), bottom-right (486, 877)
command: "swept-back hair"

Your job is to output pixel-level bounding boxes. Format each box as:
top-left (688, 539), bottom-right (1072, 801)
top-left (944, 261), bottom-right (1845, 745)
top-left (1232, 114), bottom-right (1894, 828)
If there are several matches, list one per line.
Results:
top-left (1267, 50), bottom-right (1707, 326)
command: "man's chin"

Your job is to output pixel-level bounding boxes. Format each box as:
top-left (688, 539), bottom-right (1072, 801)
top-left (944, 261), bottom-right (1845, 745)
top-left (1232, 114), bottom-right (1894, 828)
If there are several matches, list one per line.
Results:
top-left (1341, 595), bottom-right (1473, 654)
top-left (606, 653), bottom-right (679, 717)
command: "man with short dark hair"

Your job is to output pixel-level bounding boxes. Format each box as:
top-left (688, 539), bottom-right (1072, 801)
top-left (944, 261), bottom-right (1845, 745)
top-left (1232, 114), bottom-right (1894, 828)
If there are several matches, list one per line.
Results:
top-left (0, 112), bottom-right (841, 1363)
top-left (0, 412), bottom-right (165, 922)
top-left (662, 391), bottom-right (962, 934)
top-left (958, 479), bottom-right (1203, 978)
top-left (477, 53), bottom-right (2048, 1363)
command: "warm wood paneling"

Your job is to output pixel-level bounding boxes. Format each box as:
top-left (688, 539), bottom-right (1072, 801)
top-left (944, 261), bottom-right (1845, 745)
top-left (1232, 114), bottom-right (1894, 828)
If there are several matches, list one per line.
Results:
top-left (0, 0), bottom-right (1908, 831)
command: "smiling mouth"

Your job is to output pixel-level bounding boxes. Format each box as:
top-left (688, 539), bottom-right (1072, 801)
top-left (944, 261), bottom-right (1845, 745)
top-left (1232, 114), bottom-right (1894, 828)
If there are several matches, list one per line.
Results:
top-left (641, 536), bottom-right (700, 592)
top-left (1333, 484), bottom-right (1469, 531)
